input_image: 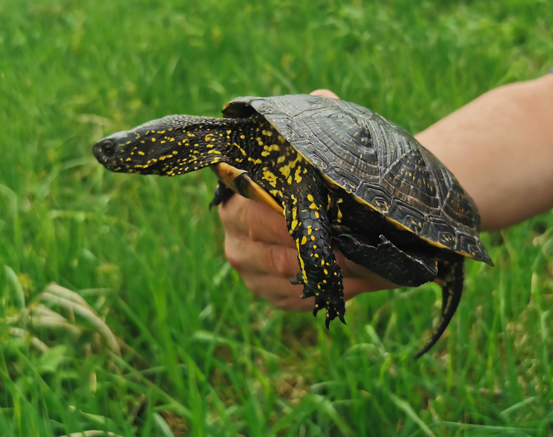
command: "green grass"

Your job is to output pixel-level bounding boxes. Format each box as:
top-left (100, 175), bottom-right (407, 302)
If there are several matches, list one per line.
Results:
top-left (1, 0), bottom-right (552, 435)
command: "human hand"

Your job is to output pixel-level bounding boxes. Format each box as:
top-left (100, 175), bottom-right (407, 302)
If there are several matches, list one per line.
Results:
top-left (218, 89), bottom-right (398, 312)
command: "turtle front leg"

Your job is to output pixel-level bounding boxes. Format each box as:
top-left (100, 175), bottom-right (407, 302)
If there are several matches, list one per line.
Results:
top-left (283, 192), bottom-right (346, 328)
top-left (209, 182), bottom-right (235, 210)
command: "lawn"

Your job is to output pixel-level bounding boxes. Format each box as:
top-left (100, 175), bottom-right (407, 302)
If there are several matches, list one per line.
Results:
top-left (0, 0), bottom-right (552, 436)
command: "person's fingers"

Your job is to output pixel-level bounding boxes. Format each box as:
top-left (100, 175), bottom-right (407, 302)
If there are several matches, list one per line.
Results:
top-left (225, 220), bottom-right (397, 290)
top-left (221, 195), bottom-right (399, 286)
top-left (224, 228), bottom-right (299, 277)
top-left (219, 194), bottom-right (294, 248)
top-left (243, 274), bottom-right (313, 311)
top-left (310, 89), bottom-right (340, 99)
top-left (243, 273), bottom-right (390, 312)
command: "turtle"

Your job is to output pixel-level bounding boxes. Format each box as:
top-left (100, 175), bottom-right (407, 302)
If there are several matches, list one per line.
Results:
top-left (92, 94), bottom-right (493, 357)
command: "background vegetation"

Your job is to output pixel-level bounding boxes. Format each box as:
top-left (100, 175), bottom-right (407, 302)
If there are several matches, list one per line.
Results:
top-left (1, 0), bottom-right (552, 435)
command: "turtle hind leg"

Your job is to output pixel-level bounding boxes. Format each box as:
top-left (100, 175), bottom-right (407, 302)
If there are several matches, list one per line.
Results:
top-left (414, 257), bottom-right (465, 358)
top-left (334, 233), bottom-right (437, 287)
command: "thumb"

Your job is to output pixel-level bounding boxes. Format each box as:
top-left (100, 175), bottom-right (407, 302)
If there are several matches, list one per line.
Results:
top-left (310, 89), bottom-right (340, 99)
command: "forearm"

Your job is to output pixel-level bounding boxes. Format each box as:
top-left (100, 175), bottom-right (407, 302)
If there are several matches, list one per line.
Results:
top-left (416, 74), bottom-right (553, 231)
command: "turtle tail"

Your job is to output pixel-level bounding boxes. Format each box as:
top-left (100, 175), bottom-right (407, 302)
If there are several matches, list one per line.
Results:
top-left (414, 258), bottom-right (464, 358)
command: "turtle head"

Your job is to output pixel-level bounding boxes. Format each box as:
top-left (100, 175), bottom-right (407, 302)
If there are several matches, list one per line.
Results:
top-left (92, 115), bottom-right (219, 175)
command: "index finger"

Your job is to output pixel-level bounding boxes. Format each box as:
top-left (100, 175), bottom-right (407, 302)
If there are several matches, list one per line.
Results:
top-left (219, 194), bottom-right (295, 248)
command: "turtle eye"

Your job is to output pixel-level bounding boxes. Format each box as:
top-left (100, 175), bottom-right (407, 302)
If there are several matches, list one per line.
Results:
top-left (101, 139), bottom-right (116, 157)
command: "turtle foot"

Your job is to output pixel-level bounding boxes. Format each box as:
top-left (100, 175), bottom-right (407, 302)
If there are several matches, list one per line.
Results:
top-left (312, 294), bottom-right (347, 328)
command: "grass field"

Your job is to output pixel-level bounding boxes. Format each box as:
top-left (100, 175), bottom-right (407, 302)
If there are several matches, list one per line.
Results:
top-left (1, 0), bottom-right (552, 435)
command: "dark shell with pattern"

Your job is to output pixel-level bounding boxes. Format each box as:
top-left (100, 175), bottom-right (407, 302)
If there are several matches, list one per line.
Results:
top-left (223, 94), bottom-right (492, 265)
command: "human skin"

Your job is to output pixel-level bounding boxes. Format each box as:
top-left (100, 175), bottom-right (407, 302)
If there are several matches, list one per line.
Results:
top-left (219, 75), bottom-right (553, 311)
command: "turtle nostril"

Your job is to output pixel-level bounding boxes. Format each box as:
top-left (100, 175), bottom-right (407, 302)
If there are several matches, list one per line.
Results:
top-left (102, 140), bottom-right (116, 157)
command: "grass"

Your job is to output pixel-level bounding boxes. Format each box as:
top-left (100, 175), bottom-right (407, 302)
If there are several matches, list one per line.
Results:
top-left (0, 0), bottom-right (552, 435)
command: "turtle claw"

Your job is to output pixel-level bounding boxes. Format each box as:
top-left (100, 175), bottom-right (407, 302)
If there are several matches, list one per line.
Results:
top-left (312, 293), bottom-right (327, 317)
top-left (290, 273), bottom-right (305, 286)
top-left (325, 304), bottom-right (336, 328)
top-left (310, 294), bottom-right (347, 329)
top-left (324, 308), bottom-right (347, 329)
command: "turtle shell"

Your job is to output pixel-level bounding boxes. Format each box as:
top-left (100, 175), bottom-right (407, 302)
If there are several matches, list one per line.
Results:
top-left (223, 94), bottom-right (492, 265)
